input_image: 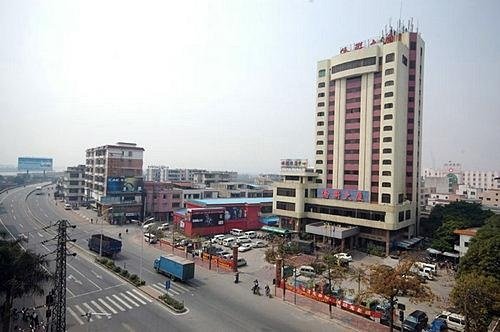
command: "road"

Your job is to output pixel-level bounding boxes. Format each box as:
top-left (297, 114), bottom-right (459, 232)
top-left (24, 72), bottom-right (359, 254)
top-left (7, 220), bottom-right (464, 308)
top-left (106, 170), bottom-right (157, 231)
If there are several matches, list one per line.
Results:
top-left (0, 185), bottom-right (352, 332)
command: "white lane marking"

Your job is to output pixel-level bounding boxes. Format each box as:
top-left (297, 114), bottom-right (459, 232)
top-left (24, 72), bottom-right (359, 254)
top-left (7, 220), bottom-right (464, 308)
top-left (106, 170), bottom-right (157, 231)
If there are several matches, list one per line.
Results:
top-left (106, 296), bottom-right (125, 312)
top-left (152, 283), bottom-right (179, 295)
top-left (12, 215), bottom-right (16, 220)
top-left (91, 300), bottom-right (109, 316)
top-left (44, 213), bottom-right (49, 218)
top-left (132, 289), bottom-right (153, 303)
top-left (68, 264), bottom-right (102, 290)
top-left (74, 304), bottom-right (92, 322)
top-left (83, 302), bottom-right (101, 319)
top-left (98, 298), bottom-right (118, 314)
top-left (67, 275), bottom-right (83, 285)
top-left (67, 307), bottom-right (85, 325)
top-left (37, 232), bottom-right (44, 238)
top-left (112, 294), bottom-right (132, 309)
top-left (91, 270), bottom-right (102, 279)
top-left (29, 233), bottom-right (35, 238)
top-left (119, 292), bottom-right (139, 307)
top-left (126, 291), bottom-right (147, 305)
top-left (19, 223), bottom-right (24, 228)
top-left (66, 287), bottom-right (76, 297)
top-left (171, 282), bottom-right (190, 292)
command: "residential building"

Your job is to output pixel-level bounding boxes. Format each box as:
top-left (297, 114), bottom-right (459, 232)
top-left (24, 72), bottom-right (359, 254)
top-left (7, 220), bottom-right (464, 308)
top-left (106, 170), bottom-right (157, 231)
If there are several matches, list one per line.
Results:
top-left (192, 170), bottom-right (237, 187)
top-left (62, 165), bottom-right (86, 206)
top-left (478, 189), bottom-right (500, 209)
top-left (255, 174), bottom-right (282, 186)
top-left (143, 181), bottom-right (183, 221)
top-left (145, 166), bottom-right (207, 182)
top-left (453, 228), bottom-right (478, 257)
top-left (85, 142), bottom-right (145, 223)
top-left (211, 182), bottom-right (273, 198)
top-left (424, 162), bottom-right (499, 191)
top-left (145, 165), bottom-right (165, 182)
top-left (273, 24), bottom-right (425, 255)
top-left (424, 176), bottom-right (450, 194)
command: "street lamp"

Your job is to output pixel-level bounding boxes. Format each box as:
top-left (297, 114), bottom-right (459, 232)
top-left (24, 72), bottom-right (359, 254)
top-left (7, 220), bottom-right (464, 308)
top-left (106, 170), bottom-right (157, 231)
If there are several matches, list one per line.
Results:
top-left (99, 207), bottom-right (113, 256)
top-left (133, 216), bottom-right (155, 282)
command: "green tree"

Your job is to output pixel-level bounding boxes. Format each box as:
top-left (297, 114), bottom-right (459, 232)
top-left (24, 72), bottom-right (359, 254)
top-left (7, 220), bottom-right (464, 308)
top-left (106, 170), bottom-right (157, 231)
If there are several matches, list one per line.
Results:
top-left (450, 273), bottom-right (500, 332)
top-left (458, 215), bottom-right (500, 279)
top-left (0, 240), bottom-right (52, 332)
top-left (368, 258), bottom-right (435, 332)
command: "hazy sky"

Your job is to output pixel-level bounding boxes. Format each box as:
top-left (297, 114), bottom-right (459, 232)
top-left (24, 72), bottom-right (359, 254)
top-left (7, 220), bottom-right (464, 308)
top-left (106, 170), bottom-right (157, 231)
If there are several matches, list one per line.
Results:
top-left (1, 0), bottom-right (499, 173)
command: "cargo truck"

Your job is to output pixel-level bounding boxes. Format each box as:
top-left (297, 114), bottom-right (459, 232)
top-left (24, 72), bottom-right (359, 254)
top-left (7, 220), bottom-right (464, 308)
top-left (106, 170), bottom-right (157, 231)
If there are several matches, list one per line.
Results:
top-left (88, 234), bottom-right (122, 257)
top-left (153, 255), bottom-right (195, 282)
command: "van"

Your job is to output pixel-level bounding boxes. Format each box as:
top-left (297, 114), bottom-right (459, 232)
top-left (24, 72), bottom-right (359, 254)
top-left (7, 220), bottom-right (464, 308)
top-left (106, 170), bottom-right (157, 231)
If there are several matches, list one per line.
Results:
top-left (230, 229), bottom-right (244, 236)
top-left (415, 262), bottom-right (437, 275)
top-left (435, 311), bottom-right (465, 331)
top-left (211, 234), bottom-right (226, 244)
top-left (143, 223), bottom-right (155, 231)
top-left (298, 265), bottom-right (316, 277)
top-left (244, 231), bottom-right (257, 239)
top-left (236, 235), bottom-right (251, 244)
top-left (64, 203), bottom-right (72, 210)
top-left (222, 237), bottom-right (236, 247)
top-left (144, 233), bottom-right (157, 244)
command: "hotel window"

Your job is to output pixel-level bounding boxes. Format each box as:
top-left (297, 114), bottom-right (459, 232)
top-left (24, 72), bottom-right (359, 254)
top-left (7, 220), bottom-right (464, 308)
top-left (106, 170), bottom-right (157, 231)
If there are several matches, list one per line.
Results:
top-left (402, 55), bottom-right (408, 66)
top-left (374, 83), bottom-right (382, 89)
top-left (382, 182), bottom-right (391, 188)
top-left (383, 148), bottom-right (392, 154)
top-left (384, 114), bottom-right (393, 120)
top-left (316, 150), bottom-right (324, 155)
top-left (382, 159), bottom-right (392, 165)
top-left (318, 92), bottom-right (325, 97)
top-left (317, 112), bottom-right (324, 116)
top-left (409, 75), bottom-right (415, 81)
top-left (381, 193), bottom-right (391, 203)
top-left (318, 69), bottom-right (326, 77)
top-left (384, 91), bottom-right (394, 98)
top-left (410, 41), bottom-right (416, 50)
top-left (410, 60), bottom-right (416, 69)
top-left (385, 68), bottom-right (394, 75)
top-left (384, 103), bottom-right (393, 109)
top-left (316, 160), bottom-right (323, 164)
top-left (318, 82), bottom-right (326, 88)
top-left (317, 121), bottom-right (324, 126)
top-left (317, 140), bottom-right (324, 145)
top-left (316, 131), bottom-right (324, 135)
top-left (383, 126), bottom-right (393, 131)
top-left (329, 80), bottom-right (335, 86)
top-left (385, 53), bottom-right (395, 63)
top-left (382, 171), bottom-right (391, 176)
top-left (385, 80), bottom-right (394, 87)
top-left (317, 102), bottom-right (325, 107)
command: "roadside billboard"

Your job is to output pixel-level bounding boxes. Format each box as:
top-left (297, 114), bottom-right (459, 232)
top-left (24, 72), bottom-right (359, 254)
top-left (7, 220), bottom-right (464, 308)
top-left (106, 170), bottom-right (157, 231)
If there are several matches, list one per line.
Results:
top-left (190, 208), bottom-right (225, 228)
top-left (18, 157), bottom-right (53, 171)
top-left (106, 177), bottom-right (143, 194)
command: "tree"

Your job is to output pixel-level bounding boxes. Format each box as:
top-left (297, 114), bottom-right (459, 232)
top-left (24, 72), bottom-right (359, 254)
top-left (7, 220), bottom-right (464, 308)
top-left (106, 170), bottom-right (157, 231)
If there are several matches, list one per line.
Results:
top-left (458, 215), bottom-right (500, 280)
top-left (450, 273), bottom-right (500, 332)
top-left (348, 265), bottom-right (368, 300)
top-left (368, 258), bottom-right (434, 332)
top-left (0, 240), bottom-right (52, 332)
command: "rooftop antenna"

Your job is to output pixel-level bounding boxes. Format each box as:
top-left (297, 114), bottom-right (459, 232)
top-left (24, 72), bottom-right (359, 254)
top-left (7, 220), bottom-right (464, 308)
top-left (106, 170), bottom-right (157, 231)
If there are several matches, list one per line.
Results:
top-left (398, 0), bottom-right (403, 32)
top-left (416, 19), bottom-right (419, 33)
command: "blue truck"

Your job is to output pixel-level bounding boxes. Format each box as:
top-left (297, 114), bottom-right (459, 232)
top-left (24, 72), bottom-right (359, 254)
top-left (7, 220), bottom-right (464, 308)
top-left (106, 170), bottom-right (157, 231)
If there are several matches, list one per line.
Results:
top-left (88, 234), bottom-right (122, 257)
top-left (153, 255), bottom-right (195, 282)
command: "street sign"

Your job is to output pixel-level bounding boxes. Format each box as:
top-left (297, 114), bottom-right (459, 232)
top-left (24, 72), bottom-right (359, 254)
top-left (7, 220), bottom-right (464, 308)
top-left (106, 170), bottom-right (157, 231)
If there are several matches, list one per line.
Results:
top-left (165, 280), bottom-right (171, 290)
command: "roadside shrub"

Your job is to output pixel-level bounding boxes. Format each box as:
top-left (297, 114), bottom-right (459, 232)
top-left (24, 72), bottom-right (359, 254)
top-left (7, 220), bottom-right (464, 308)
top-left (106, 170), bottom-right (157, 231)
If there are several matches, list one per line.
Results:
top-left (97, 257), bottom-right (109, 265)
top-left (105, 260), bottom-right (115, 268)
top-left (129, 274), bottom-right (138, 282)
top-left (159, 294), bottom-right (185, 311)
top-left (120, 269), bottom-right (130, 278)
top-left (113, 266), bottom-right (122, 273)
top-left (264, 248), bottom-right (277, 264)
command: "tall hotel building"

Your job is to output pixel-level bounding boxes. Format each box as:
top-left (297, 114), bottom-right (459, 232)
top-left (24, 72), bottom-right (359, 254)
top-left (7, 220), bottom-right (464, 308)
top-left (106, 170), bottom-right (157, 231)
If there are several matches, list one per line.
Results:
top-left (273, 25), bottom-right (424, 255)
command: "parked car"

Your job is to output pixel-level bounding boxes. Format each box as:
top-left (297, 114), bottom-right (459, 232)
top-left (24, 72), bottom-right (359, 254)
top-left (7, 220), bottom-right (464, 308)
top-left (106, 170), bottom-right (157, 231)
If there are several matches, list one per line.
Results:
top-left (402, 310), bottom-right (429, 332)
top-left (211, 234), bottom-right (226, 244)
top-left (158, 223), bottom-right (169, 231)
top-left (244, 231), bottom-right (257, 238)
top-left (217, 251), bottom-right (230, 258)
top-left (434, 311), bottom-right (465, 331)
top-left (223, 253), bottom-right (233, 260)
top-left (237, 258), bottom-right (247, 267)
top-left (144, 233), bottom-right (157, 244)
top-left (425, 318), bottom-right (447, 332)
top-left (236, 236), bottom-right (251, 244)
top-left (64, 203), bottom-right (72, 210)
top-left (238, 243), bottom-right (252, 252)
top-left (297, 265), bottom-right (316, 277)
top-left (251, 240), bottom-right (267, 248)
top-left (334, 253), bottom-right (353, 262)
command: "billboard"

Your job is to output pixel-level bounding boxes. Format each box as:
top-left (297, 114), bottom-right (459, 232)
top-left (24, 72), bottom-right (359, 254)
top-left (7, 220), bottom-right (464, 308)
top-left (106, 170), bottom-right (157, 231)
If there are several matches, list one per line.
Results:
top-left (18, 157), bottom-right (53, 171)
top-left (317, 188), bottom-right (370, 203)
top-left (106, 177), bottom-right (143, 194)
top-left (190, 208), bottom-right (225, 228)
top-left (280, 159), bottom-right (308, 169)
top-left (224, 207), bottom-right (246, 221)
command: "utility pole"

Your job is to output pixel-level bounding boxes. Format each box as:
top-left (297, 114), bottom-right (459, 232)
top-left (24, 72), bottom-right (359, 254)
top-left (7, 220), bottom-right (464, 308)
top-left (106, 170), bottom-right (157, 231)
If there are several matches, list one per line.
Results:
top-left (50, 220), bottom-right (76, 332)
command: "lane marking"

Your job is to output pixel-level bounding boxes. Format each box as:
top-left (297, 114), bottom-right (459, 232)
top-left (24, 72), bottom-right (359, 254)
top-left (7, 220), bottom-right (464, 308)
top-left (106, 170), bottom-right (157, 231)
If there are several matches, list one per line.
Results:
top-left (131, 289), bottom-right (153, 303)
top-left (126, 291), bottom-right (147, 305)
top-left (74, 304), bottom-right (92, 322)
top-left (12, 215), bottom-right (16, 220)
top-left (66, 287), bottom-right (76, 297)
top-left (119, 292), bottom-right (139, 307)
top-left (83, 302), bottom-right (101, 319)
top-left (37, 232), bottom-right (44, 238)
top-left (98, 298), bottom-right (118, 314)
top-left (112, 294), bottom-right (132, 309)
top-left (67, 307), bottom-right (85, 325)
top-left (172, 282), bottom-right (190, 292)
top-left (153, 283), bottom-right (179, 295)
top-left (67, 263), bottom-right (102, 290)
top-left (91, 300), bottom-right (109, 316)
top-left (19, 223), bottom-right (24, 228)
top-left (106, 296), bottom-right (125, 312)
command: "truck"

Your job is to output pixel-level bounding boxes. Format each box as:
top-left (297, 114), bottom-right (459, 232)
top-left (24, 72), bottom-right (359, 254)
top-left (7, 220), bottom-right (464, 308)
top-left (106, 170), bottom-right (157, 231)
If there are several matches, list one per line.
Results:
top-left (88, 234), bottom-right (122, 257)
top-left (153, 255), bottom-right (195, 282)
top-left (286, 239), bottom-right (314, 254)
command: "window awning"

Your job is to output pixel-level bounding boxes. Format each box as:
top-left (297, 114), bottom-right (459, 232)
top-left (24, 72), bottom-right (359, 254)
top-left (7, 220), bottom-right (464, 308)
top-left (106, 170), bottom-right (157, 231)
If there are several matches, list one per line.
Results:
top-left (261, 225), bottom-right (290, 235)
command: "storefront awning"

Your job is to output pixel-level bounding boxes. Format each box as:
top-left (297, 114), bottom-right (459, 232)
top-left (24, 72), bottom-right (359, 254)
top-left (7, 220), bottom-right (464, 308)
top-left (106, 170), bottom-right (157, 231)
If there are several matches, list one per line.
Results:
top-left (261, 225), bottom-right (290, 235)
top-left (426, 248), bottom-right (442, 255)
top-left (260, 215), bottom-right (279, 226)
top-left (443, 251), bottom-right (460, 258)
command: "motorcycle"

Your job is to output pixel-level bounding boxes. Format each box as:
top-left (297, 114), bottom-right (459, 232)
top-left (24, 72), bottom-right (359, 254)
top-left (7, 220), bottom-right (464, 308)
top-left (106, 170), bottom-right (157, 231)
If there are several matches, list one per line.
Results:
top-left (265, 286), bottom-right (272, 298)
top-left (252, 285), bottom-right (261, 296)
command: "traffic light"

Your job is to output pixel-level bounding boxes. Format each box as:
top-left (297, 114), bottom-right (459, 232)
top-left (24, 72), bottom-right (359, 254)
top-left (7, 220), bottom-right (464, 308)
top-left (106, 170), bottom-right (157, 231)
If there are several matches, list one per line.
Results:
top-left (399, 310), bottom-right (405, 322)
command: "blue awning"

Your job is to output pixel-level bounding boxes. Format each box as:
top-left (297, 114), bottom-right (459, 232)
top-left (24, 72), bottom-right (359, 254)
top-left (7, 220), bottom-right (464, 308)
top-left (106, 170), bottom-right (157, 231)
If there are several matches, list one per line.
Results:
top-left (260, 215), bottom-right (279, 226)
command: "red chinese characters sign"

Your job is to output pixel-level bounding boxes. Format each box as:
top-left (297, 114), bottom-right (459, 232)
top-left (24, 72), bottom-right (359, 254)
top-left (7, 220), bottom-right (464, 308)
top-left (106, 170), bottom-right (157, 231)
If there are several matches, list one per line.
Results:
top-left (318, 188), bottom-right (370, 203)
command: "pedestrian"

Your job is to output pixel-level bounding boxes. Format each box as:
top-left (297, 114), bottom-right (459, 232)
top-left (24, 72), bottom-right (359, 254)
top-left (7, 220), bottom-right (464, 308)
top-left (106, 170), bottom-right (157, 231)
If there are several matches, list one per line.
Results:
top-left (90, 218), bottom-right (93, 224)
top-left (125, 229), bottom-right (128, 234)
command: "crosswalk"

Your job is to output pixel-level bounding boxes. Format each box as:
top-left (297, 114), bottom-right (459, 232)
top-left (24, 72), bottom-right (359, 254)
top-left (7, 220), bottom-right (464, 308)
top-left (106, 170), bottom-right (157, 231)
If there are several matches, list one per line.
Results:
top-left (150, 281), bottom-right (191, 296)
top-left (67, 289), bottom-right (153, 325)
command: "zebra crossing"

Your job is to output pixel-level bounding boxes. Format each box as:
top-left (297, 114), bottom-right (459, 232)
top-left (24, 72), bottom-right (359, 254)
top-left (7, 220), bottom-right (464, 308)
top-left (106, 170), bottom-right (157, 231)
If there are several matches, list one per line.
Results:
top-left (150, 281), bottom-right (192, 296)
top-left (67, 289), bottom-right (153, 325)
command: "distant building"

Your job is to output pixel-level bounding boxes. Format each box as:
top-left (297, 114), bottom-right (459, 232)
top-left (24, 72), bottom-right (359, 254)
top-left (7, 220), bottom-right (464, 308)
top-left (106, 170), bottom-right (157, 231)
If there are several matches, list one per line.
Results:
top-left (62, 165), bottom-right (86, 206)
top-left (478, 189), bottom-right (500, 210)
top-left (424, 176), bottom-right (450, 194)
top-left (143, 181), bottom-right (183, 221)
top-left (193, 170), bottom-right (237, 187)
top-left (453, 228), bottom-right (478, 257)
top-left (145, 166), bottom-right (207, 182)
top-left (211, 182), bottom-right (273, 198)
top-left (145, 165), bottom-right (165, 182)
top-left (255, 174), bottom-right (282, 186)
top-left (424, 162), bottom-right (499, 191)
top-left (85, 142), bottom-right (144, 223)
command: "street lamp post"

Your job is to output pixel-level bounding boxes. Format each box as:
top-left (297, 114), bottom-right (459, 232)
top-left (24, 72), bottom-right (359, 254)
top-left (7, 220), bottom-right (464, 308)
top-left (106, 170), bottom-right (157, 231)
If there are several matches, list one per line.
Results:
top-left (99, 207), bottom-right (113, 256)
top-left (133, 216), bottom-right (155, 282)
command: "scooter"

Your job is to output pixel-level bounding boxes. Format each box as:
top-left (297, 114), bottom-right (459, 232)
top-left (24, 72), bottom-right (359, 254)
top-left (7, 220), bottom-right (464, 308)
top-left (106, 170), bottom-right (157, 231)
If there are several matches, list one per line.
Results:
top-left (252, 285), bottom-right (261, 296)
top-left (265, 286), bottom-right (272, 298)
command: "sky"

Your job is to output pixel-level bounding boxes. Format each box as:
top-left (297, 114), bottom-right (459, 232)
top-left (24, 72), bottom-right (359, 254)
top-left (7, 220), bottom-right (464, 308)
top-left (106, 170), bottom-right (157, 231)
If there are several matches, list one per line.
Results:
top-left (0, 0), bottom-right (499, 173)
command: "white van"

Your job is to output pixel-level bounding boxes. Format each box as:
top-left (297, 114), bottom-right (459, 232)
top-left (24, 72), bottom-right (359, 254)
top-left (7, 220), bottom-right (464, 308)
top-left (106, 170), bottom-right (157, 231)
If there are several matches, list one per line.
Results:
top-left (415, 262), bottom-right (437, 275)
top-left (230, 229), bottom-right (244, 236)
top-left (222, 237), bottom-right (236, 247)
top-left (144, 233), bottom-right (157, 244)
top-left (244, 231), bottom-right (257, 239)
top-left (435, 311), bottom-right (465, 331)
top-left (236, 235), bottom-right (251, 244)
top-left (298, 265), bottom-right (316, 277)
top-left (211, 234), bottom-right (226, 244)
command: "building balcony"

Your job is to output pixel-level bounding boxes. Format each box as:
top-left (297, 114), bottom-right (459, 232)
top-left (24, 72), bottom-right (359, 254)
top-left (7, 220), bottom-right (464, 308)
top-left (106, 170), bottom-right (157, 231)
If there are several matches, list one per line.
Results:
top-left (305, 222), bottom-right (359, 239)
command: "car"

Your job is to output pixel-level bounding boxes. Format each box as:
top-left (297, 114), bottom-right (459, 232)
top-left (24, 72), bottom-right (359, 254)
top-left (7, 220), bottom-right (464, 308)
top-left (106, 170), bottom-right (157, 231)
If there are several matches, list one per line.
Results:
top-left (251, 240), bottom-right (267, 248)
top-left (237, 258), bottom-right (247, 267)
top-left (334, 253), bottom-right (353, 262)
top-left (218, 251), bottom-right (230, 258)
top-left (64, 203), bottom-right (72, 210)
top-left (143, 223), bottom-right (155, 231)
top-left (211, 234), bottom-right (226, 244)
top-left (236, 235), bottom-right (251, 244)
top-left (297, 265), bottom-right (316, 277)
top-left (238, 243), bottom-right (252, 252)
top-left (434, 311), bottom-right (465, 331)
top-left (144, 233), bottom-right (157, 244)
top-left (402, 310), bottom-right (429, 332)
top-left (157, 223), bottom-right (169, 231)
top-left (425, 318), bottom-right (447, 332)
top-left (244, 231), bottom-right (257, 238)
top-left (223, 253), bottom-right (233, 260)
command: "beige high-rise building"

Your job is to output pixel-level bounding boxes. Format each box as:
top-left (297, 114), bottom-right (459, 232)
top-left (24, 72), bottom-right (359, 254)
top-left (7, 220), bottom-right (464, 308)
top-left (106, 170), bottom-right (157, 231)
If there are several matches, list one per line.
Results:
top-left (273, 24), bottom-right (425, 255)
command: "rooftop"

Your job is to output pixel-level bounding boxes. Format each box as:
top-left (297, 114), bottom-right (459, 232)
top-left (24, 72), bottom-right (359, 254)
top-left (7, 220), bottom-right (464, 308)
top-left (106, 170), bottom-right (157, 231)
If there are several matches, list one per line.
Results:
top-left (188, 197), bottom-right (273, 206)
top-left (453, 228), bottom-right (479, 237)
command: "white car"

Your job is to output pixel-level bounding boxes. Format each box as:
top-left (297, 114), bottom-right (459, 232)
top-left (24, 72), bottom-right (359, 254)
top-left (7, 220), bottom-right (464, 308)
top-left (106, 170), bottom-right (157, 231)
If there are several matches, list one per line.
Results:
top-left (251, 241), bottom-right (267, 248)
top-left (238, 243), bottom-right (252, 252)
top-left (157, 223), bottom-right (169, 231)
top-left (334, 253), bottom-right (353, 262)
top-left (236, 236), bottom-right (251, 244)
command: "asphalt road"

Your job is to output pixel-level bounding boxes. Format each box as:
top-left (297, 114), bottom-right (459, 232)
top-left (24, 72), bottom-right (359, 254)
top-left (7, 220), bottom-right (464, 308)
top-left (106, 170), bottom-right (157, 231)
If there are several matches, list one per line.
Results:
top-left (0, 185), bottom-right (352, 332)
